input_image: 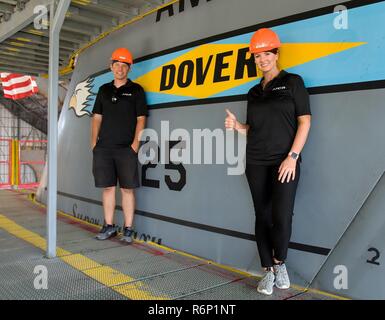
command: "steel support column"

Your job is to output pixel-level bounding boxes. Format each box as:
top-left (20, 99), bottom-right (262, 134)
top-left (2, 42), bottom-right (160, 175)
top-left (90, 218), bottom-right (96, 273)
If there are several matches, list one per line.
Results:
top-left (46, 0), bottom-right (70, 258)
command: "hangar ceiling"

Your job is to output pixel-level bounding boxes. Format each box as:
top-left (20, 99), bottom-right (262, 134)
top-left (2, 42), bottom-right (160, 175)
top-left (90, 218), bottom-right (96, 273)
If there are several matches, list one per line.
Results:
top-left (0, 0), bottom-right (174, 132)
top-left (0, 0), bottom-right (171, 77)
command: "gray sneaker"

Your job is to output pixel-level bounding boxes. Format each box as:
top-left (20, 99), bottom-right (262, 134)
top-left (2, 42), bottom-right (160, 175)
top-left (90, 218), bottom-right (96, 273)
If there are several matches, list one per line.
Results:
top-left (95, 224), bottom-right (117, 240)
top-left (120, 227), bottom-right (134, 244)
top-left (257, 270), bottom-right (275, 295)
top-left (273, 263), bottom-right (290, 289)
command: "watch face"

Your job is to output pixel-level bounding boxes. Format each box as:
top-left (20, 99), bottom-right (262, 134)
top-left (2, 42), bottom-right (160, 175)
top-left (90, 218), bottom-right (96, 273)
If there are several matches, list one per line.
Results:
top-left (291, 152), bottom-right (298, 159)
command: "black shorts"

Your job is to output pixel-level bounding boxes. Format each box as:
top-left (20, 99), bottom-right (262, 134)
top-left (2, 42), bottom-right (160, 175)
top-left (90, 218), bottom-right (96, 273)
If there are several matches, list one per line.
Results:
top-left (92, 146), bottom-right (139, 189)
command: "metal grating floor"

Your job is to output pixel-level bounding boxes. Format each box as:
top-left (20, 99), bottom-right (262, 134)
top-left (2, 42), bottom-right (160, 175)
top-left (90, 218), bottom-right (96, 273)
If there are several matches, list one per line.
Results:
top-left (0, 190), bottom-right (337, 300)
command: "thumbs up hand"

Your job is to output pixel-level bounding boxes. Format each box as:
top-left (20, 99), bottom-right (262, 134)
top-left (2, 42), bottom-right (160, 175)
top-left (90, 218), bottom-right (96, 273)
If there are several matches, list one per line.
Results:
top-left (225, 109), bottom-right (238, 130)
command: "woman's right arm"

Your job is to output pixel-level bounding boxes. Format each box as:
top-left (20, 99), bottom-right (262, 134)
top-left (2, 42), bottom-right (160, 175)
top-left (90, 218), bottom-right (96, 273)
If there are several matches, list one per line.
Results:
top-left (224, 109), bottom-right (249, 135)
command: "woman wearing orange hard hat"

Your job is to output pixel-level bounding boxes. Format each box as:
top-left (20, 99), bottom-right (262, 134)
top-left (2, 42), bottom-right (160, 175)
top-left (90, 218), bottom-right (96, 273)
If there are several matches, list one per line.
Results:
top-left (225, 28), bottom-right (311, 296)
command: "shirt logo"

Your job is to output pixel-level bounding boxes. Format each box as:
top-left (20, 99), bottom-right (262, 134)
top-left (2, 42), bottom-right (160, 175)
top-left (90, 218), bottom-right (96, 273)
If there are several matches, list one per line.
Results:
top-left (121, 93), bottom-right (133, 96)
top-left (272, 86), bottom-right (287, 91)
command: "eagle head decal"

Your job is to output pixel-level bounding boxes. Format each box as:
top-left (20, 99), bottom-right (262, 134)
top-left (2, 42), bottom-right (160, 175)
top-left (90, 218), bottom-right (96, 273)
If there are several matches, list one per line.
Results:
top-left (69, 77), bottom-right (95, 117)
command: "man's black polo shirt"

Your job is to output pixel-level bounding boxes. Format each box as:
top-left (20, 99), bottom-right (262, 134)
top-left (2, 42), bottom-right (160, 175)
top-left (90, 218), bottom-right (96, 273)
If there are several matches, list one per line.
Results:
top-left (246, 70), bottom-right (311, 165)
top-left (92, 79), bottom-right (148, 148)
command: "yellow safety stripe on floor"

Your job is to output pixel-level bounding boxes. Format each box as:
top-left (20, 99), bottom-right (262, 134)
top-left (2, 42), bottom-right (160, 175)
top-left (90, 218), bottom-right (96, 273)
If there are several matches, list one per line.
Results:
top-left (60, 254), bottom-right (102, 271)
top-left (305, 288), bottom-right (350, 300)
top-left (26, 193), bottom-right (350, 300)
top-left (114, 282), bottom-right (166, 300)
top-left (0, 214), bottom-right (168, 300)
top-left (83, 266), bottom-right (135, 287)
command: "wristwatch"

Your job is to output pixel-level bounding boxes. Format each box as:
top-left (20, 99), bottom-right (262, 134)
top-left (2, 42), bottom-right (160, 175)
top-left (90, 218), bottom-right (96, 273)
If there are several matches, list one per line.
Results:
top-left (289, 151), bottom-right (299, 160)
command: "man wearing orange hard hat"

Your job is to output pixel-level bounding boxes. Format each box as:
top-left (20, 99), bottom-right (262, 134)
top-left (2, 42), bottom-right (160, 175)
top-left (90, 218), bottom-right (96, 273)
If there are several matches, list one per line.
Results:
top-left (91, 48), bottom-right (148, 244)
top-left (225, 28), bottom-right (311, 296)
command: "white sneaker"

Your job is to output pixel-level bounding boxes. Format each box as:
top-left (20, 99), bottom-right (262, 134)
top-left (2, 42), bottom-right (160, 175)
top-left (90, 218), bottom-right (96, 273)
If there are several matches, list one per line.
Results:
top-left (257, 270), bottom-right (275, 295)
top-left (273, 263), bottom-right (290, 289)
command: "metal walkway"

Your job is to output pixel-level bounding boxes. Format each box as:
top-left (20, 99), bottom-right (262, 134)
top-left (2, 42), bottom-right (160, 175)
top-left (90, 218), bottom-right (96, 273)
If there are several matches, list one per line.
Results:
top-left (0, 190), bottom-right (339, 300)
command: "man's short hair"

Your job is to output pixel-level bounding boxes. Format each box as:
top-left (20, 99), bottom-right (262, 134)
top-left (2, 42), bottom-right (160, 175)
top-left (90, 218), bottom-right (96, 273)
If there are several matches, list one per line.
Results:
top-left (111, 60), bottom-right (131, 67)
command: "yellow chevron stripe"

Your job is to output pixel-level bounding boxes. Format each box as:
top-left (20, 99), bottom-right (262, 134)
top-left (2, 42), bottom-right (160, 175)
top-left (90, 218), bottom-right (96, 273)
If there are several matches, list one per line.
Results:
top-left (136, 42), bottom-right (366, 99)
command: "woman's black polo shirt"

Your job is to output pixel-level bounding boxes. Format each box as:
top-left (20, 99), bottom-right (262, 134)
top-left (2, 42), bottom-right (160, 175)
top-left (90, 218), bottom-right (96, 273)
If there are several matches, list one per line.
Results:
top-left (92, 79), bottom-right (148, 148)
top-left (246, 70), bottom-right (311, 165)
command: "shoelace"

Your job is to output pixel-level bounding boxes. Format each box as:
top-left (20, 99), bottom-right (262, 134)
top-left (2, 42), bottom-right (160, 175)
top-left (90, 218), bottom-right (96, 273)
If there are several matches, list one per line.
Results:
top-left (275, 265), bottom-right (289, 281)
top-left (260, 271), bottom-right (275, 286)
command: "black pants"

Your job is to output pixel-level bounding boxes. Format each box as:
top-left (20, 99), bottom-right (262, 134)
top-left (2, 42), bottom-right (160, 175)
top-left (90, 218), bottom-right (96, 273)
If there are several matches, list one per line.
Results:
top-left (246, 162), bottom-right (300, 268)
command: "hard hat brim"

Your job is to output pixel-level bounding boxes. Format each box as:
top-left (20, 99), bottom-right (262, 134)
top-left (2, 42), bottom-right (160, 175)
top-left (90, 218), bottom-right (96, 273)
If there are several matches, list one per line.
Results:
top-left (249, 45), bottom-right (280, 54)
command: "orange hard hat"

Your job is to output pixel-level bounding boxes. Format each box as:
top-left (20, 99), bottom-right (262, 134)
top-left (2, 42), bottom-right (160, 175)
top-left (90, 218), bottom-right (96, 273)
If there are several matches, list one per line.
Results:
top-left (249, 28), bottom-right (281, 54)
top-left (111, 48), bottom-right (133, 65)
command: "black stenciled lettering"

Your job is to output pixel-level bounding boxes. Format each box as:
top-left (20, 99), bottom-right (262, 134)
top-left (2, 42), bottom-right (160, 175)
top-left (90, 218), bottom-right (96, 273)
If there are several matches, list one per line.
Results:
top-left (72, 203), bottom-right (100, 225)
top-left (156, 5), bottom-right (174, 22)
top-left (140, 234), bottom-right (150, 242)
top-left (180, 0), bottom-right (209, 11)
top-left (367, 247), bottom-right (381, 265)
top-left (179, 0), bottom-right (185, 12)
top-left (191, 0), bottom-right (203, 7)
top-left (177, 60), bottom-right (194, 88)
top-left (160, 65), bottom-right (176, 91)
top-left (165, 140), bottom-right (186, 191)
top-left (235, 47), bottom-right (257, 80)
top-left (157, 0), bottom-right (212, 22)
top-left (142, 163), bottom-right (160, 188)
top-left (142, 144), bottom-right (160, 188)
top-left (138, 234), bottom-right (161, 244)
top-left (196, 55), bottom-right (213, 85)
top-left (214, 51), bottom-right (233, 83)
top-left (165, 162), bottom-right (186, 191)
top-left (141, 142), bottom-right (186, 191)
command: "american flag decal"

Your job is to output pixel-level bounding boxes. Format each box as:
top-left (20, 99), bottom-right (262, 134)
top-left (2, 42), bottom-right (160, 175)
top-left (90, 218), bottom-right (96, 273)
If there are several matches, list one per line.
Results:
top-left (0, 73), bottom-right (39, 100)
